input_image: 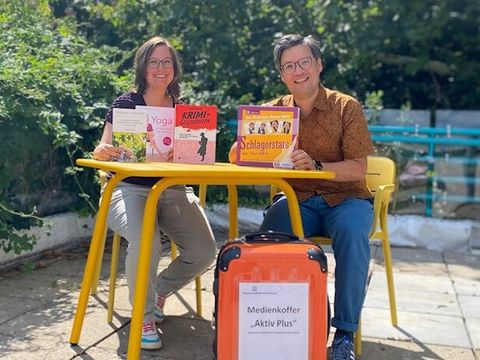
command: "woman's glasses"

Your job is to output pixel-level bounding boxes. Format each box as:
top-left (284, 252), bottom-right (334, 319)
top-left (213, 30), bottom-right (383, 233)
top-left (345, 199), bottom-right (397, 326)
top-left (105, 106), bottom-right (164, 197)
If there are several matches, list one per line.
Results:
top-left (148, 58), bottom-right (173, 69)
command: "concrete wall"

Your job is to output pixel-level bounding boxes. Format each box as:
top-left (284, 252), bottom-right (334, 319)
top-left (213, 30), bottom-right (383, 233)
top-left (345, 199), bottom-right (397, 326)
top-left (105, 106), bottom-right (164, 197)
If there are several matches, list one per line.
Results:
top-left (0, 212), bottom-right (94, 268)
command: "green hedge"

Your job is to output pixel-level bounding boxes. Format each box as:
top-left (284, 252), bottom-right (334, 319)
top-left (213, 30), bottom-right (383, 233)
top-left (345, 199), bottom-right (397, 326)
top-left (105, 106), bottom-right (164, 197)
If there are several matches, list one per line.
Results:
top-left (0, 2), bottom-right (129, 254)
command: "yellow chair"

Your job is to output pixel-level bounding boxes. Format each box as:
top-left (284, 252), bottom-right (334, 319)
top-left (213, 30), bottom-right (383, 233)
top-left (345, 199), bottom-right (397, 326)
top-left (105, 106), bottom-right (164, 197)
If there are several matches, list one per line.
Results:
top-left (90, 172), bottom-right (205, 322)
top-left (271, 156), bottom-right (397, 356)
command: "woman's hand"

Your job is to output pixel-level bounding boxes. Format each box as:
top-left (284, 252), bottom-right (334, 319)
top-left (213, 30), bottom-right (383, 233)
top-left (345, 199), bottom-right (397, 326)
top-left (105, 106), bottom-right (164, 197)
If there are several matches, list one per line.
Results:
top-left (93, 143), bottom-right (122, 161)
top-left (159, 149), bottom-right (174, 162)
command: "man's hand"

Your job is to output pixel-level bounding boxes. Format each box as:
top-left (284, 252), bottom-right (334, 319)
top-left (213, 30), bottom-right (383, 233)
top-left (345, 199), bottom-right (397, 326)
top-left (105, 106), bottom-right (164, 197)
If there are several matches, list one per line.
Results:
top-left (228, 142), bottom-right (237, 164)
top-left (290, 149), bottom-right (316, 170)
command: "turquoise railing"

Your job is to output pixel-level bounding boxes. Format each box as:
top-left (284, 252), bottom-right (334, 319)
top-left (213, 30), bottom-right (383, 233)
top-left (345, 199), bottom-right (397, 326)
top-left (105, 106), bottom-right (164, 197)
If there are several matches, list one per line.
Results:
top-left (225, 120), bottom-right (479, 217)
top-left (369, 125), bottom-right (480, 217)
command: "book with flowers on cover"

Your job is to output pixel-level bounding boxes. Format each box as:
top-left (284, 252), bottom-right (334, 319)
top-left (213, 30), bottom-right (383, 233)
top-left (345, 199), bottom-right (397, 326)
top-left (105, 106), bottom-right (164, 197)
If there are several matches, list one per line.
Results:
top-left (236, 105), bottom-right (300, 168)
top-left (111, 108), bottom-right (147, 162)
top-left (136, 105), bottom-right (175, 162)
top-left (173, 104), bottom-right (217, 164)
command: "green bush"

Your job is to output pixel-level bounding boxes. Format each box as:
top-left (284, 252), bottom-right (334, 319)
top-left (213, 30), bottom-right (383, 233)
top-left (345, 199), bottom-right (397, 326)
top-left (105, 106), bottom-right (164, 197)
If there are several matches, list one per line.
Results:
top-left (0, 1), bottom-right (129, 254)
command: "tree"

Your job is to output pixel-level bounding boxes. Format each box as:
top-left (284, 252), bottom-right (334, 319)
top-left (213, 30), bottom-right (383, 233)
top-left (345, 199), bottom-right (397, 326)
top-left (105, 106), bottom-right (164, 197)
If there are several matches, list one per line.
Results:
top-left (0, 0), bottom-right (128, 253)
top-left (52, 0), bottom-right (480, 111)
top-left (309, 0), bottom-right (480, 110)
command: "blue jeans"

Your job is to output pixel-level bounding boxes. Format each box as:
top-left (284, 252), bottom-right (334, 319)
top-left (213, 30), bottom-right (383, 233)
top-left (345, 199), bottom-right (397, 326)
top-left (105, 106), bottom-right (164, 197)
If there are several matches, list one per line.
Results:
top-left (259, 194), bottom-right (373, 332)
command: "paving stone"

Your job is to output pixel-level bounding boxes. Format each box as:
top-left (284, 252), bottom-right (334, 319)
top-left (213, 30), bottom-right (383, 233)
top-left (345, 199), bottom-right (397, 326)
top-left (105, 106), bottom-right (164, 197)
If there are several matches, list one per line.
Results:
top-left (360, 336), bottom-right (476, 360)
top-left (444, 252), bottom-right (480, 280)
top-left (0, 334), bottom-right (82, 360)
top-left (84, 317), bottom-right (214, 360)
top-left (0, 290), bottom-right (127, 359)
top-left (361, 307), bottom-right (471, 348)
top-left (466, 318), bottom-right (480, 349)
top-left (453, 277), bottom-right (480, 296)
top-left (458, 294), bottom-right (480, 319)
top-left (365, 287), bottom-right (461, 316)
top-left (0, 269), bottom-right (80, 303)
top-left (369, 270), bottom-right (455, 294)
top-left (374, 247), bottom-right (448, 275)
top-left (0, 295), bottom-right (45, 325)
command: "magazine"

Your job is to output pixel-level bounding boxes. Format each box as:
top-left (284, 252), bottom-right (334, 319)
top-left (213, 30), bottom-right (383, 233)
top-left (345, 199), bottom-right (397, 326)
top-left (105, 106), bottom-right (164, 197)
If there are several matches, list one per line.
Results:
top-left (236, 105), bottom-right (299, 168)
top-left (173, 104), bottom-right (217, 164)
top-left (111, 108), bottom-right (147, 162)
top-left (136, 105), bottom-right (175, 162)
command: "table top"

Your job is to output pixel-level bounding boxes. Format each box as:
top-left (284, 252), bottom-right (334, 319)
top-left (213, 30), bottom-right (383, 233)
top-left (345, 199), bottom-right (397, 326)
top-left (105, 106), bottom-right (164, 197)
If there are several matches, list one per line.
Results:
top-left (76, 159), bottom-right (336, 180)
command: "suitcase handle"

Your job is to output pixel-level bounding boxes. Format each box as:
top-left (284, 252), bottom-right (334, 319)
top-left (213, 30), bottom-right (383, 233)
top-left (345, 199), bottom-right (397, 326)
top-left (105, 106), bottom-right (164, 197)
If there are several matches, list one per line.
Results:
top-left (243, 231), bottom-right (301, 243)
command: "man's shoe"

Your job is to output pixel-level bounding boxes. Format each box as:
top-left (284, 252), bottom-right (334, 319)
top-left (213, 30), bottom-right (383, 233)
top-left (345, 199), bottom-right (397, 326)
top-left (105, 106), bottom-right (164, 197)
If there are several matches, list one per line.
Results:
top-left (330, 335), bottom-right (356, 360)
top-left (141, 320), bottom-right (162, 350)
top-left (154, 293), bottom-right (166, 324)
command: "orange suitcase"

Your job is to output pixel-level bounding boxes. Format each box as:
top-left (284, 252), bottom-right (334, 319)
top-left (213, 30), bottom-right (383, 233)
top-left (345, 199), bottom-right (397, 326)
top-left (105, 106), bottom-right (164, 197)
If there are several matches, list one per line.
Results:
top-left (213, 232), bottom-right (329, 360)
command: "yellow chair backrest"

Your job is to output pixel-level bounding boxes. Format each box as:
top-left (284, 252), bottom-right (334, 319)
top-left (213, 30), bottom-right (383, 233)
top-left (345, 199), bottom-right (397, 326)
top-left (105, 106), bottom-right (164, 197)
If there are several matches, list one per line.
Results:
top-left (365, 156), bottom-right (396, 240)
top-left (365, 156), bottom-right (396, 195)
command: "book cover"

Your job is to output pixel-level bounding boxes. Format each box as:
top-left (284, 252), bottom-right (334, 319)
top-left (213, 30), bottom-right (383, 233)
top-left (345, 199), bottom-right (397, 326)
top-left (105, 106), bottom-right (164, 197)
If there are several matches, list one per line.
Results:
top-left (173, 104), bottom-right (217, 164)
top-left (136, 105), bottom-right (175, 162)
top-left (112, 108), bottom-right (147, 162)
top-left (236, 105), bottom-right (300, 168)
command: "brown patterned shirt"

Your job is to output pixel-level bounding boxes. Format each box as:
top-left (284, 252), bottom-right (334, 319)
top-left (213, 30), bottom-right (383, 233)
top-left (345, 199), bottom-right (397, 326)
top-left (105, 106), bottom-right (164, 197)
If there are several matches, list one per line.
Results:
top-left (270, 84), bottom-right (374, 207)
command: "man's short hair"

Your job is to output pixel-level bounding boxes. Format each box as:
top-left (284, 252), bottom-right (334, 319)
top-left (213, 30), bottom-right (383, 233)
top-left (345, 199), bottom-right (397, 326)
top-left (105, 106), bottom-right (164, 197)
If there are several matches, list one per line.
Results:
top-left (273, 34), bottom-right (322, 71)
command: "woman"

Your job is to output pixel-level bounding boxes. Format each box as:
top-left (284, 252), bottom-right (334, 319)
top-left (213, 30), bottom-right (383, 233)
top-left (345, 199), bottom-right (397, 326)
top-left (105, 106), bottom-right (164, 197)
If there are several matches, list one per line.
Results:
top-left (146, 122), bottom-right (162, 160)
top-left (92, 36), bottom-right (216, 350)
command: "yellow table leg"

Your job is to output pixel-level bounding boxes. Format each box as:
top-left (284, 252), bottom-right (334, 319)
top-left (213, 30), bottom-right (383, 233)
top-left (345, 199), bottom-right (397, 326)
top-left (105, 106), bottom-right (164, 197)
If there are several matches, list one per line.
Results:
top-left (127, 179), bottom-right (177, 359)
top-left (274, 180), bottom-right (304, 237)
top-left (227, 185), bottom-right (238, 239)
top-left (170, 242), bottom-right (178, 261)
top-left (90, 225), bottom-right (107, 295)
top-left (354, 319), bottom-right (362, 356)
top-left (195, 276), bottom-right (202, 316)
top-left (70, 174), bottom-right (126, 345)
top-left (107, 232), bottom-right (121, 323)
top-left (194, 184), bottom-right (208, 317)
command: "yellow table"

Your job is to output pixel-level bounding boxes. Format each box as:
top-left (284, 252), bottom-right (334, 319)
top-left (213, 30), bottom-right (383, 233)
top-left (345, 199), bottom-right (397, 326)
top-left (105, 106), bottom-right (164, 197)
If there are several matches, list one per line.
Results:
top-left (69, 160), bottom-right (335, 359)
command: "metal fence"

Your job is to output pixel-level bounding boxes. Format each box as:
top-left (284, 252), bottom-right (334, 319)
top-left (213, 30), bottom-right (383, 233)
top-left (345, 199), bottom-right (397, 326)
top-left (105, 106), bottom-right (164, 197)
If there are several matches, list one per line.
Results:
top-left (369, 109), bottom-right (480, 219)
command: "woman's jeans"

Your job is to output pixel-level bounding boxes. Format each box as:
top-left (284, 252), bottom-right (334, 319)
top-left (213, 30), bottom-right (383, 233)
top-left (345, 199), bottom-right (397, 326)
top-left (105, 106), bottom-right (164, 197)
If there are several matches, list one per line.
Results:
top-left (259, 194), bottom-right (373, 332)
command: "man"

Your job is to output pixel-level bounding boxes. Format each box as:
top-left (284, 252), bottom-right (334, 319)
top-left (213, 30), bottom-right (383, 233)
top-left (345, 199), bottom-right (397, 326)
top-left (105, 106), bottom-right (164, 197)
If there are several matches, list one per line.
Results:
top-left (239, 34), bottom-right (374, 359)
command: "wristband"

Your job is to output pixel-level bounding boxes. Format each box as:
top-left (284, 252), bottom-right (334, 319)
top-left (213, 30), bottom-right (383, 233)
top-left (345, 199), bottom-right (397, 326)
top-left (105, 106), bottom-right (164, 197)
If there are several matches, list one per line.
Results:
top-left (313, 160), bottom-right (323, 171)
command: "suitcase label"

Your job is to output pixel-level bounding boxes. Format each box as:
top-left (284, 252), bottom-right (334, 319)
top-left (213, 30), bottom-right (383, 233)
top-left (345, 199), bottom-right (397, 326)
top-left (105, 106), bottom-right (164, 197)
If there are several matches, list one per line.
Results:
top-left (238, 282), bottom-right (309, 360)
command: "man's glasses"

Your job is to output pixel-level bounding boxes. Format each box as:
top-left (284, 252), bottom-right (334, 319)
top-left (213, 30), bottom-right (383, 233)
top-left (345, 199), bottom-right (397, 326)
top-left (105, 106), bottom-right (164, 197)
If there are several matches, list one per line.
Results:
top-left (280, 56), bottom-right (313, 74)
top-left (148, 58), bottom-right (173, 69)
